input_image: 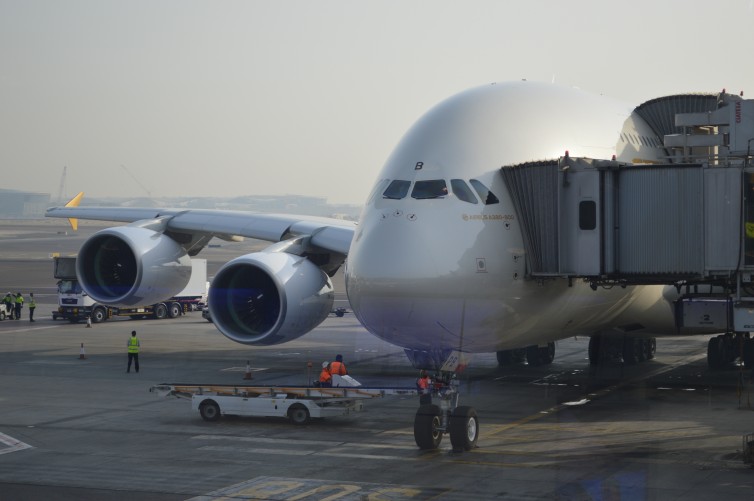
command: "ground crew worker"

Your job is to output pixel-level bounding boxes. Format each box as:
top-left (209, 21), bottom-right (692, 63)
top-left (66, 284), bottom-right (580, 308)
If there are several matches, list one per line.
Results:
top-left (28, 292), bottom-right (36, 322)
top-left (416, 370), bottom-right (432, 405)
top-left (3, 293), bottom-right (13, 319)
top-left (14, 292), bottom-right (23, 321)
top-left (318, 361), bottom-right (332, 387)
top-left (126, 330), bottom-right (140, 373)
top-left (330, 354), bottom-right (348, 376)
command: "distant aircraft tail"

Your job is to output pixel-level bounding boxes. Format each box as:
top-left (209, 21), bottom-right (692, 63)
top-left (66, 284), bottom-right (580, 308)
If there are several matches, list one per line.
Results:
top-left (63, 192), bottom-right (84, 231)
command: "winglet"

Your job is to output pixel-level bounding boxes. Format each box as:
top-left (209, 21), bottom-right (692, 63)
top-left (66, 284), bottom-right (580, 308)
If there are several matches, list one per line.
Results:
top-left (63, 192), bottom-right (84, 231)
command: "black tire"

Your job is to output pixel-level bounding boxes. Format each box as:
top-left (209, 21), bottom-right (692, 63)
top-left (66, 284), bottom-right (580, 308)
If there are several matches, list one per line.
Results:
top-left (588, 335), bottom-right (601, 365)
top-left (0, 311), bottom-right (5, 321)
top-left (623, 337), bottom-right (638, 365)
top-left (449, 406), bottom-right (479, 451)
top-left (199, 400), bottom-right (221, 422)
top-left (743, 338), bottom-right (754, 369)
top-left (496, 349), bottom-right (515, 366)
top-left (707, 336), bottom-right (724, 370)
top-left (526, 345), bottom-right (541, 366)
top-left (538, 342), bottom-right (555, 365)
top-left (168, 302), bottom-right (182, 318)
top-left (91, 307), bottom-right (106, 323)
top-left (414, 404), bottom-right (443, 450)
top-left (289, 404), bottom-right (310, 425)
top-left (153, 303), bottom-right (168, 320)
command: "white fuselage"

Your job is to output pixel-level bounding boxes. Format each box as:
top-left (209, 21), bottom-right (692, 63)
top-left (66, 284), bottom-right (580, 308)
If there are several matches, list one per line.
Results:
top-left (345, 81), bottom-right (678, 353)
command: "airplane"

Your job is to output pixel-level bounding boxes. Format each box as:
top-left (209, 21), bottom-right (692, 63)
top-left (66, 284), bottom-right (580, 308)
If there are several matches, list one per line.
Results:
top-left (45, 80), bottom-right (748, 450)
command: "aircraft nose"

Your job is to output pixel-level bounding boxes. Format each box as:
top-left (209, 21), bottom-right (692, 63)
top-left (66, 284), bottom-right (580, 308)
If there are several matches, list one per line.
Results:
top-left (346, 215), bottom-right (442, 296)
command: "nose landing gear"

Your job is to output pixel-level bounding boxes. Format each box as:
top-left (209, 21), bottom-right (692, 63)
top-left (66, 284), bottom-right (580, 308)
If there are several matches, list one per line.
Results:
top-left (412, 371), bottom-right (479, 452)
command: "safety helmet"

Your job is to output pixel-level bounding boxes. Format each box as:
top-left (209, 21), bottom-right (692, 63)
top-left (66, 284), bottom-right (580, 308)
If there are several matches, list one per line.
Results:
top-left (419, 369), bottom-right (428, 377)
top-left (322, 361), bottom-right (329, 369)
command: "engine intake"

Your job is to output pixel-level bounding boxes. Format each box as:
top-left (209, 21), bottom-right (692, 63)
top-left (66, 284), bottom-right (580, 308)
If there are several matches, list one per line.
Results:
top-left (209, 252), bottom-right (334, 346)
top-left (77, 226), bottom-right (192, 306)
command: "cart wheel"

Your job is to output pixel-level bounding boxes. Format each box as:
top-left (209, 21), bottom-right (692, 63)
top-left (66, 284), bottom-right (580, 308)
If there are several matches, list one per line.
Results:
top-left (289, 404), bottom-right (310, 425)
top-left (449, 406), bottom-right (478, 451)
top-left (199, 400), bottom-right (221, 422)
top-left (414, 404), bottom-right (443, 449)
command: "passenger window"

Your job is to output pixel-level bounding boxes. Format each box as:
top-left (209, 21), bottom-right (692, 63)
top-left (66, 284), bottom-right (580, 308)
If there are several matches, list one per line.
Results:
top-left (469, 179), bottom-right (499, 205)
top-left (411, 180), bottom-right (448, 199)
top-left (383, 180), bottom-right (411, 200)
top-left (451, 179), bottom-right (478, 204)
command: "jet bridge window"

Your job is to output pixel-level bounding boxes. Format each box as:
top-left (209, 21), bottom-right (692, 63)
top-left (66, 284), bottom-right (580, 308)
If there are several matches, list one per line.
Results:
top-left (411, 180), bottom-right (448, 199)
top-left (383, 180), bottom-right (411, 200)
top-left (451, 179), bottom-right (478, 204)
top-left (469, 179), bottom-right (499, 205)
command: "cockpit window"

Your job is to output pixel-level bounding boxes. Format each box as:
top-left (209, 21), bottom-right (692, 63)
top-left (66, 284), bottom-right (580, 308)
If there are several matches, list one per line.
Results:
top-left (411, 180), bottom-right (448, 199)
top-left (469, 179), bottom-right (499, 205)
top-left (383, 180), bottom-right (411, 200)
top-left (368, 179), bottom-right (391, 204)
top-left (450, 179), bottom-right (478, 204)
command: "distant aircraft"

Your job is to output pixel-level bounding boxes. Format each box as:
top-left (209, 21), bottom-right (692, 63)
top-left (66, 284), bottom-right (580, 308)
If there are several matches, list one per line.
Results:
top-left (47, 81), bottom-right (747, 447)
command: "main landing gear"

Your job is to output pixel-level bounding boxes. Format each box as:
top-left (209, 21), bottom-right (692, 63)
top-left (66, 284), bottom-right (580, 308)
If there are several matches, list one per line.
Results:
top-left (496, 342), bottom-right (555, 367)
top-left (413, 372), bottom-right (479, 452)
top-left (707, 332), bottom-right (754, 370)
top-left (587, 334), bottom-right (656, 365)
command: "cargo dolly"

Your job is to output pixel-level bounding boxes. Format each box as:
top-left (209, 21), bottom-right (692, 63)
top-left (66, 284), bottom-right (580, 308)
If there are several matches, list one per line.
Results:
top-left (150, 372), bottom-right (480, 451)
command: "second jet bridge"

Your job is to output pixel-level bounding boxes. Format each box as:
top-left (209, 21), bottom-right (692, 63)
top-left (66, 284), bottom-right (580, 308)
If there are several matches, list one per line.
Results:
top-left (501, 156), bottom-right (745, 285)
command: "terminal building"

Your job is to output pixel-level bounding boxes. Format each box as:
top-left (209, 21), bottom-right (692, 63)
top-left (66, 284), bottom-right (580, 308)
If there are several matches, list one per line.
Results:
top-left (0, 189), bottom-right (50, 218)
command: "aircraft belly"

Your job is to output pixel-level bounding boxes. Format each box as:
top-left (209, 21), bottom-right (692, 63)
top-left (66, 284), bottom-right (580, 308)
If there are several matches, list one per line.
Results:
top-left (351, 277), bottom-right (675, 353)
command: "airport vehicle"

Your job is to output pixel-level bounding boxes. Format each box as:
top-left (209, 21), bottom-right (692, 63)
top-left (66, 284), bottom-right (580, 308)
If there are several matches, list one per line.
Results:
top-left (151, 370), bottom-right (478, 450)
top-left (53, 256), bottom-right (207, 323)
top-left (0, 302), bottom-right (12, 321)
top-left (45, 81), bottom-right (754, 446)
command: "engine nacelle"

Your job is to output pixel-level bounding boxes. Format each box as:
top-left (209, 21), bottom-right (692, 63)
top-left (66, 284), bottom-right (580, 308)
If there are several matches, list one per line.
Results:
top-left (209, 252), bottom-right (334, 346)
top-left (77, 226), bottom-right (192, 306)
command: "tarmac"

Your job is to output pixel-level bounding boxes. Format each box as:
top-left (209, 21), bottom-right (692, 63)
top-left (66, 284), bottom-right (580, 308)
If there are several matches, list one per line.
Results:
top-left (1, 219), bottom-right (754, 500)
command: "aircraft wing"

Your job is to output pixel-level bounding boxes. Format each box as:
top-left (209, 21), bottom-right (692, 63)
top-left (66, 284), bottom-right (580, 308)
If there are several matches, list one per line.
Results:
top-left (45, 205), bottom-right (357, 256)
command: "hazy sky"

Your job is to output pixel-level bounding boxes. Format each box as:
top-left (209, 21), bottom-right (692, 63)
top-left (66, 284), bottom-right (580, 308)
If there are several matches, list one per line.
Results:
top-left (2, 0), bottom-right (754, 205)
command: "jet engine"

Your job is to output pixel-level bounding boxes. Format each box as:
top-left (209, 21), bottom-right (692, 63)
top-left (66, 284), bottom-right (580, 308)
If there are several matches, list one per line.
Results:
top-left (77, 226), bottom-right (192, 306)
top-left (208, 252), bottom-right (334, 346)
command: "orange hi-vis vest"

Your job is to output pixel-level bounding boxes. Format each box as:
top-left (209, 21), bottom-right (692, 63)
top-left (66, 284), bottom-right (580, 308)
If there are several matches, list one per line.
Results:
top-left (330, 361), bottom-right (347, 375)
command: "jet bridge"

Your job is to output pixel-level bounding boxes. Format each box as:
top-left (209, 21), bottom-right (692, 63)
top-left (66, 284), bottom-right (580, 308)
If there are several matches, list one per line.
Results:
top-left (501, 91), bottom-right (754, 333)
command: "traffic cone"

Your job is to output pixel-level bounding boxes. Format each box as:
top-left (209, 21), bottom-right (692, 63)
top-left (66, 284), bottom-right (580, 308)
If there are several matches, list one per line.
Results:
top-left (79, 343), bottom-right (86, 360)
top-left (86, 316), bottom-right (92, 328)
top-left (243, 360), bottom-right (253, 380)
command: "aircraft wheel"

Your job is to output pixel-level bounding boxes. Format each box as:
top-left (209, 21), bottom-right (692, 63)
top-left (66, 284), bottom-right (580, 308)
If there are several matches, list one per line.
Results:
top-left (707, 336), bottom-right (724, 370)
top-left (525, 345), bottom-right (542, 366)
top-left (168, 302), bottom-right (182, 318)
top-left (199, 400), bottom-right (221, 422)
top-left (414, 404), bottom-right (443, 450)
top-left (289, 404), bottom-right (310, 425)
top-left (588, 335), bottom-right (601, 365)
top-left (743, 338), bottom-right (754, 370)
top-left (538, 342), bottom-right (555, 365)
top-left (623, 337), bottom-right (638, 365)
top-left (449, 406), bottom-right (479, 451)
top-left (637, 339), bottom-right (648, 362)
top-left (153, 303), bottom-right (168, 320)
